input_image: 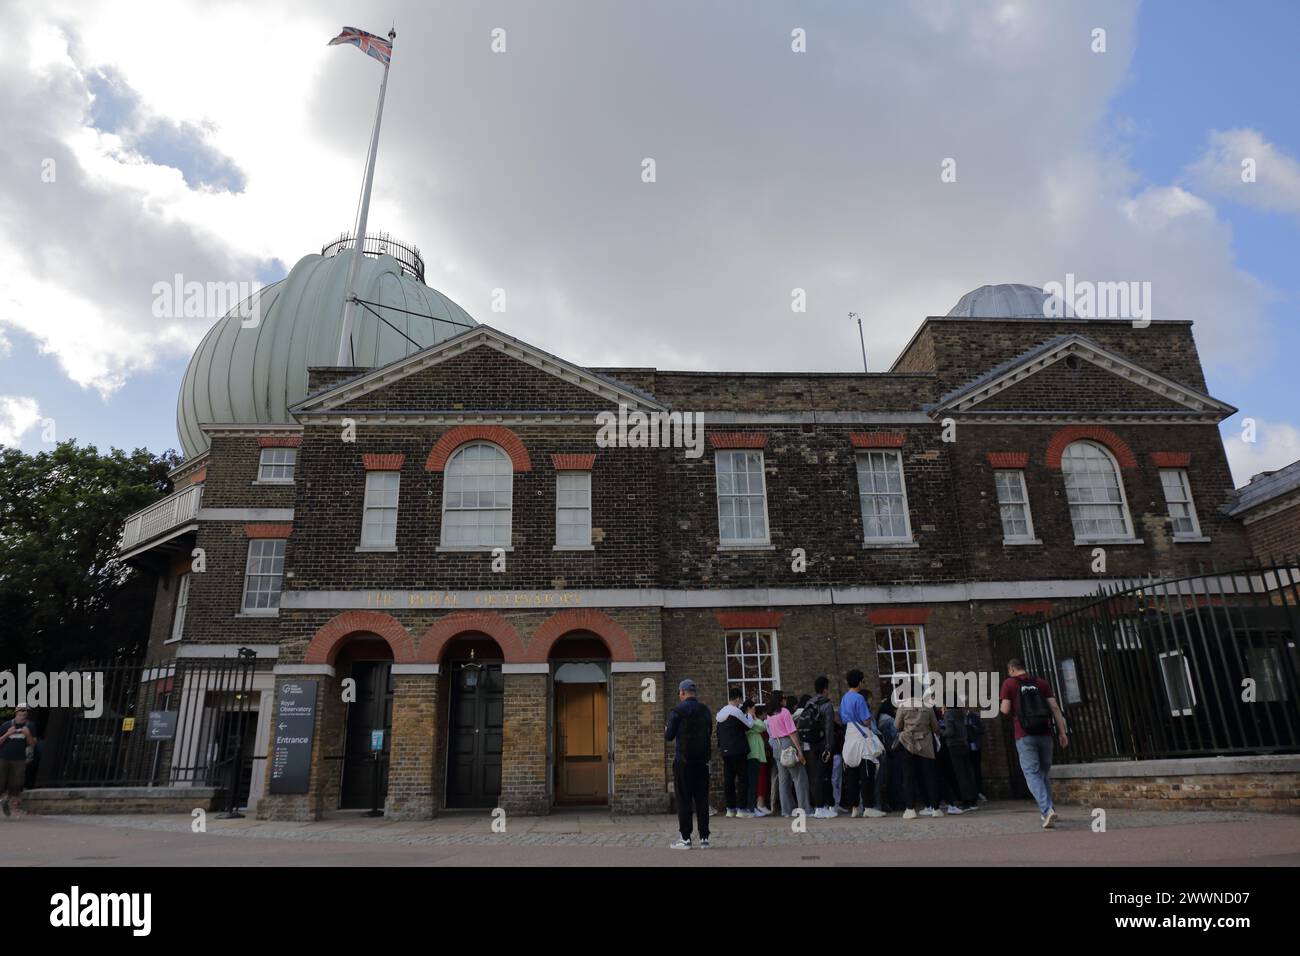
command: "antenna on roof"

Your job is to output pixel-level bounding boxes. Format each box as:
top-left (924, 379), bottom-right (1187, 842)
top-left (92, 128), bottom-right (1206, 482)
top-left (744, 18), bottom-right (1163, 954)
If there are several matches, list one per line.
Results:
top-left (849, 312), bottom-right (868, 373)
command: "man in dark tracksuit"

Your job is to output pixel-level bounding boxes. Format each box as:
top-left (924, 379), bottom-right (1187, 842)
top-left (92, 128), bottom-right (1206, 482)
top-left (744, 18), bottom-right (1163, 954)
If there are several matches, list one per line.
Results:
top-left (665, 678), bottom-right (712, 848)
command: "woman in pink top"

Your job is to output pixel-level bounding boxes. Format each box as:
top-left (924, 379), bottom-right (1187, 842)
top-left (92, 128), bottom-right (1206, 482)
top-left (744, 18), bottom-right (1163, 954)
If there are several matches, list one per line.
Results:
top-left (765, 692), bottom-right (811, 816)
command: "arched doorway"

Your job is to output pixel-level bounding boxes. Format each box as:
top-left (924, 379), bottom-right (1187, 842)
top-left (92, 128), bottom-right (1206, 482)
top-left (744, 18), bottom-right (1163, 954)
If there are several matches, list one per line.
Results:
top-left (442, 633), bottom-right (504, 809)
top-left (550, 632), bottom-right (611, 806)
top-left (337, 636), bottom-right (395, 810)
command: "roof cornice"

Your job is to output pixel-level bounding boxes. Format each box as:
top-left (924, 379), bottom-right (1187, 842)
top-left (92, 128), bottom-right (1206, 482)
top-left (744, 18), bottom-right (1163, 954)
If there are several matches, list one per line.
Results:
top-left (934, 333), bottom-right (1235, 420)
top-left (292, 325), bottom-right (668, 414)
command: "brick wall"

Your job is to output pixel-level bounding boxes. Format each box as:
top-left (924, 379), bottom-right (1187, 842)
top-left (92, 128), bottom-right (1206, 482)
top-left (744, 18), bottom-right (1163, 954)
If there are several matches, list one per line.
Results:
top-left (500, 673), bottom-right (548, 814)
top-left (386, 673), bottom-right (438, 819)
top-left (1243, 498), bottom-right (1300, 560)
top-left (1054, 772), bottom-right (1300, 812)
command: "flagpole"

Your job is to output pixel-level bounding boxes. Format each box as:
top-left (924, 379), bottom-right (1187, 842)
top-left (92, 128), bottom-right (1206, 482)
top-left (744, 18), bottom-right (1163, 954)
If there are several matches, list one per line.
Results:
top-left (337, 27), bottom-right (397, 366)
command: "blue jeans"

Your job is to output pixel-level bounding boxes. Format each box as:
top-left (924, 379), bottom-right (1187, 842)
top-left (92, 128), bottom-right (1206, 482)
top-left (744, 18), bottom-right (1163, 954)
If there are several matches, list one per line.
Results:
top-left (1016, 735), bottom-right (1055, 815)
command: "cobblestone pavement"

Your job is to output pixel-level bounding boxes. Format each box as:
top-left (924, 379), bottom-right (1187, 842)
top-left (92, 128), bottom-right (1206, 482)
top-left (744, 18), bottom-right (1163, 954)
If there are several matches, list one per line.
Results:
top-left (7, 802), bottom-right (1299, 866)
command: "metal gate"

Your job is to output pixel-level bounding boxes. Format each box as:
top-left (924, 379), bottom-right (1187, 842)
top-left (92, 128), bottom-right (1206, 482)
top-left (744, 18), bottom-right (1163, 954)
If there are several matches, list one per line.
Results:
top-left (990, 558), bottom-right (1300, 764)
top-left (36, 654), bottom-right (262, 806)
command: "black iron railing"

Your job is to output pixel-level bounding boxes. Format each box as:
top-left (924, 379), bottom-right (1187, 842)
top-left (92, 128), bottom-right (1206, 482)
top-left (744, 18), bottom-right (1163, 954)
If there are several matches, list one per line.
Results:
top-left (321, 231), bottom-right (425, 283)
top-left (990, 557), bottom-right (1300, 763)
top-left (35, 655), bottom-right (263, 810)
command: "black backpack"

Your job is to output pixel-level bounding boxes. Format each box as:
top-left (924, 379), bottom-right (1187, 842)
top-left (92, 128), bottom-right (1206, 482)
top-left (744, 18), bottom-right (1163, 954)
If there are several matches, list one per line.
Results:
top-left (796, 699), bottom-right (826, 749)
top-left (680, 702), bottom-right (712, 763)
top-left (1016, 677), bottom-right (1053, 736)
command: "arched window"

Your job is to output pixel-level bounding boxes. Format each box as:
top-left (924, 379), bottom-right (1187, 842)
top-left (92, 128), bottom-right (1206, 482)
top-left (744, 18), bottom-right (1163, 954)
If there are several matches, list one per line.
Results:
top-left (441, 442), bottom-right (512, 548)
top-left (1060, 440), bottom-right (1133, 540)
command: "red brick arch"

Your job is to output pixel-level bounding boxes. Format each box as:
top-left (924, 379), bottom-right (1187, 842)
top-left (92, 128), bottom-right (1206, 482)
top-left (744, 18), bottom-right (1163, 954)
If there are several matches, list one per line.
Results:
top-left (416, 611), bottom-right (528, 663)
top-left (304, 610), bottom-right (416, 665)
top-left (526, 609), bottom-right (637, 663)
top-left (425, 426), bottom-right (532, 472)
top-left (1045, 426), bottom-right (1137, 470)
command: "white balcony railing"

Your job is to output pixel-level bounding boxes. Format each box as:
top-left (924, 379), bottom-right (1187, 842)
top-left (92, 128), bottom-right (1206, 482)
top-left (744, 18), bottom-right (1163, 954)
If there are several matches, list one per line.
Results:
top-left (119, 483), bottom-right (203, 553)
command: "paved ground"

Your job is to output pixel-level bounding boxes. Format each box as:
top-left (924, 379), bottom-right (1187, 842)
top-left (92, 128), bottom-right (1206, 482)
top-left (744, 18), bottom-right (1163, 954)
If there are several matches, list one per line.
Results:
top-left (6, 802), bottom-right (1299, 866)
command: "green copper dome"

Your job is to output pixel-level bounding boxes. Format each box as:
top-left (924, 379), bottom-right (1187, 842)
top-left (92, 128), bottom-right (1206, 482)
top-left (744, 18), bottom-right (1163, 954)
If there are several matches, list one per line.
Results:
top-left (176, 241), bottom-right (475, 457)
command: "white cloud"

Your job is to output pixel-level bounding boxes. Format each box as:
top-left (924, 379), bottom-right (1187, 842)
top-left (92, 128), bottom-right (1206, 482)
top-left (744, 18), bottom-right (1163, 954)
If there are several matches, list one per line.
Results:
top-left (0, 0), bottom-right (1284, 414)
top-left (0, 395), bottom-right (42, 448)
top-left (1224, 419), bottom-right (1300, 487)
top-left (1185, 128), bottom-right (1300, 217)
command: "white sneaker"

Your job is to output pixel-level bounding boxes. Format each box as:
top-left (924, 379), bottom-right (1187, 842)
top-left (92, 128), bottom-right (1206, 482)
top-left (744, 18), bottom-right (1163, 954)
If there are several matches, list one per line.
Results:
top-left (902, 808), bottom-right (918, 820)
top-left (754, 807), bottom-right (771, 817)
top-left (1042, 808), bottom-right (1058, 829)
top-left (725, 809), bottom-right (735, 818)
top-left (812, 807), bottom-right (829, 819)
top-left (946, 805), bottom-right (965, 815)
top-left (822, 807), bottom-right (839, 818)
top-left (862, 808), bottom-right (886, 818)
top-left (921, 807), bottom-right (942, 818)
top-left (736, 810), bottom-right (754, 818)
top-left (850, 806), bottom-right (862, 819)
top-left (699, 838), bottom-right (711, 849)
top-left (671, 838), bottom-right (692, 849)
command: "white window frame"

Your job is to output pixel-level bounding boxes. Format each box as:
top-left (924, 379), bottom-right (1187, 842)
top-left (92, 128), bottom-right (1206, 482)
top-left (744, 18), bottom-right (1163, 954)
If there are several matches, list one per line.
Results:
top-left (554, 470), bottom-right (593, 550)
top-left (439, 442), bottom-right (514, 550)
top-left (166, 572), bottom-right (191, 644)
top-left (241, 539), bottom-right (285, 614)
top-left (256, 447), bottom-right (296, 483)
top-left (723, 630), bottom-right (781, 703)
top-left (874, 625), bottom-right (928, 702)
top-left (359, 471), bottom-right (401, 550)
top-left (1060, 441), bottom-right (1136, 543)
top-left (994, 469), bottom-right (1037, 543)
top-left (857, 450), bottom-right (914, 544)
top-left (1157, 650), bottom-right (1197, 717)
top-left (1159, 468), bottom-right (1203, 539)
top-left (715, 450), bottom-right (771, 547)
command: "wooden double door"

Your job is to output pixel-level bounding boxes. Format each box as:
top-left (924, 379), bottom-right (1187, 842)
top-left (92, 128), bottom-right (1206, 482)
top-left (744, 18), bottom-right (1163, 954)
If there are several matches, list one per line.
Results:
top-left (554, 679), bottom-right (609, 805)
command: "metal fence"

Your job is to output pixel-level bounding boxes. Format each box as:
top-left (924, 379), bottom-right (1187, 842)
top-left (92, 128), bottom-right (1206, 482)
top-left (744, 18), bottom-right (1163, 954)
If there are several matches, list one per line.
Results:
top-left (990, 557), bottom-right (1300, 763)
top-left (36, 654), bottom-right (261, 807)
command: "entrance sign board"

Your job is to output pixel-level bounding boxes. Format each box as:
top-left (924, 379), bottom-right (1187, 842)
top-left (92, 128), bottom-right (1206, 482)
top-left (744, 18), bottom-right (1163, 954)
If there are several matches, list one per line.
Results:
top-left (146, 710), bottom-right (177, 741)
top-left (270, 680), bottom-right (317, 794)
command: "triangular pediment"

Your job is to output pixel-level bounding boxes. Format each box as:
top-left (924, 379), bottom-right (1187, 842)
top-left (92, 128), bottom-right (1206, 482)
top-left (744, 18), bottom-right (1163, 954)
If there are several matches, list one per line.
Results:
top-left (933, 334), bottom-right (1236, 421)
top-left (292, 325), bottom-right (666, 415)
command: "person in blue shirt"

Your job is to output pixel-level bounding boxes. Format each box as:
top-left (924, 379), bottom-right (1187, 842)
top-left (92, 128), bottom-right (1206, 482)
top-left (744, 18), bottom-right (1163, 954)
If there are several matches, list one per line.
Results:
top-left (837, 670), bottom-right (886, 818)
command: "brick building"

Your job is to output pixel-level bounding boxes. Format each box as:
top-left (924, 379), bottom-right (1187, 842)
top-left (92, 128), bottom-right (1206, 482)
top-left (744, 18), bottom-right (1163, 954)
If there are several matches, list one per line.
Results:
top-left (1226, 459), bottom-right (1300, 560)
top-left (119, 267), bottom-right (1253, 820)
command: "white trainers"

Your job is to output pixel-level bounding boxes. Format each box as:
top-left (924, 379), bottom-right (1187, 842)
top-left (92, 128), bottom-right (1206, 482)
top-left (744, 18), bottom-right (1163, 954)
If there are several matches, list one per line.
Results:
top-left (921, 807), bottom-right (942, 818)
top-left (725, 809), bottom-right (736, 818)
top-left (850, 806), bottom-right (862, 819)
top-left (670, 838), bottom-right (692, 849)
top-left (753, 807), bottom-right (771, 817)
top-left (862, 808), bottom-right (886, 818)
top-left (902, 808), bottom-right (918, 819)
top-left (736, 810), bottom-right (754, 818)
top-left (1042, 808), bottom-right (1058, 829)
top-left (946, 805), bottom-right (965, 815)
top-left (699, 838), bottom-right (711, 849)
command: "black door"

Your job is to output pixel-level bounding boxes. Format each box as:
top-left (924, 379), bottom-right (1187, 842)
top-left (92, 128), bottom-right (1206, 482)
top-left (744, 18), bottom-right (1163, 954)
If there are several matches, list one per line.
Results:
top-left (340, 662), bottom-right (393, 809)
top-left (213, 710), bottom-right (258, 807)
top-left (446, 663), bottom-right (503, 808)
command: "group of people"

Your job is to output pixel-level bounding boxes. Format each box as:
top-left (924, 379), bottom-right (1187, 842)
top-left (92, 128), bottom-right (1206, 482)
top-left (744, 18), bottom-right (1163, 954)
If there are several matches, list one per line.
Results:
top-left (665, 659), bottom-right (1068, 848)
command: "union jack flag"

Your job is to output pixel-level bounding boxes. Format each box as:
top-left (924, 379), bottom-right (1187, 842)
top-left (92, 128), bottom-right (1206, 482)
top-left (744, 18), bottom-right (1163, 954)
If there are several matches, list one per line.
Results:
top-left (328, 26), bottom-right (392, 66)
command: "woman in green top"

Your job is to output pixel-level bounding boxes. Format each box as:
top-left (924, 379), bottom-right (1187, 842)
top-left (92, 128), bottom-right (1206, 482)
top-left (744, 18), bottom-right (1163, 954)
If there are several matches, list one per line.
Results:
top-left (744, 701), bottom-right (771, 816)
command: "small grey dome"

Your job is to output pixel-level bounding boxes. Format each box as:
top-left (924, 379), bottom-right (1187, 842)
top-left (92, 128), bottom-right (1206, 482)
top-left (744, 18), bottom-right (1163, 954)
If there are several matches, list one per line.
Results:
top-left (947, 284), bottom-right (1069, 318)
top-left (176, 243), bottom-right (475, 458)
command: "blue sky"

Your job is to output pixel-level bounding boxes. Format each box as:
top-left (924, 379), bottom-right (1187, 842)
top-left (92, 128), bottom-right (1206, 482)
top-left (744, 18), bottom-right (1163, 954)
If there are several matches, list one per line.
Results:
top-left (1, 0), bottom-right (1296, 483)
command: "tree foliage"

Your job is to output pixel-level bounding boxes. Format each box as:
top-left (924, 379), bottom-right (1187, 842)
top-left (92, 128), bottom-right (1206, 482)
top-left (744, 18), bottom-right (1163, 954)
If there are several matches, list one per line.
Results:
top-left (0, 441), bottom-right (180, 670)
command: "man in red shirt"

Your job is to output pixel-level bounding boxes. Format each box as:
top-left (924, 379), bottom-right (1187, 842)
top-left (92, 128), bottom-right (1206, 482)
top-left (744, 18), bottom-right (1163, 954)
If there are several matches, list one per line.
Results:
top-left (999, 659), bottom-right (1069, 828)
